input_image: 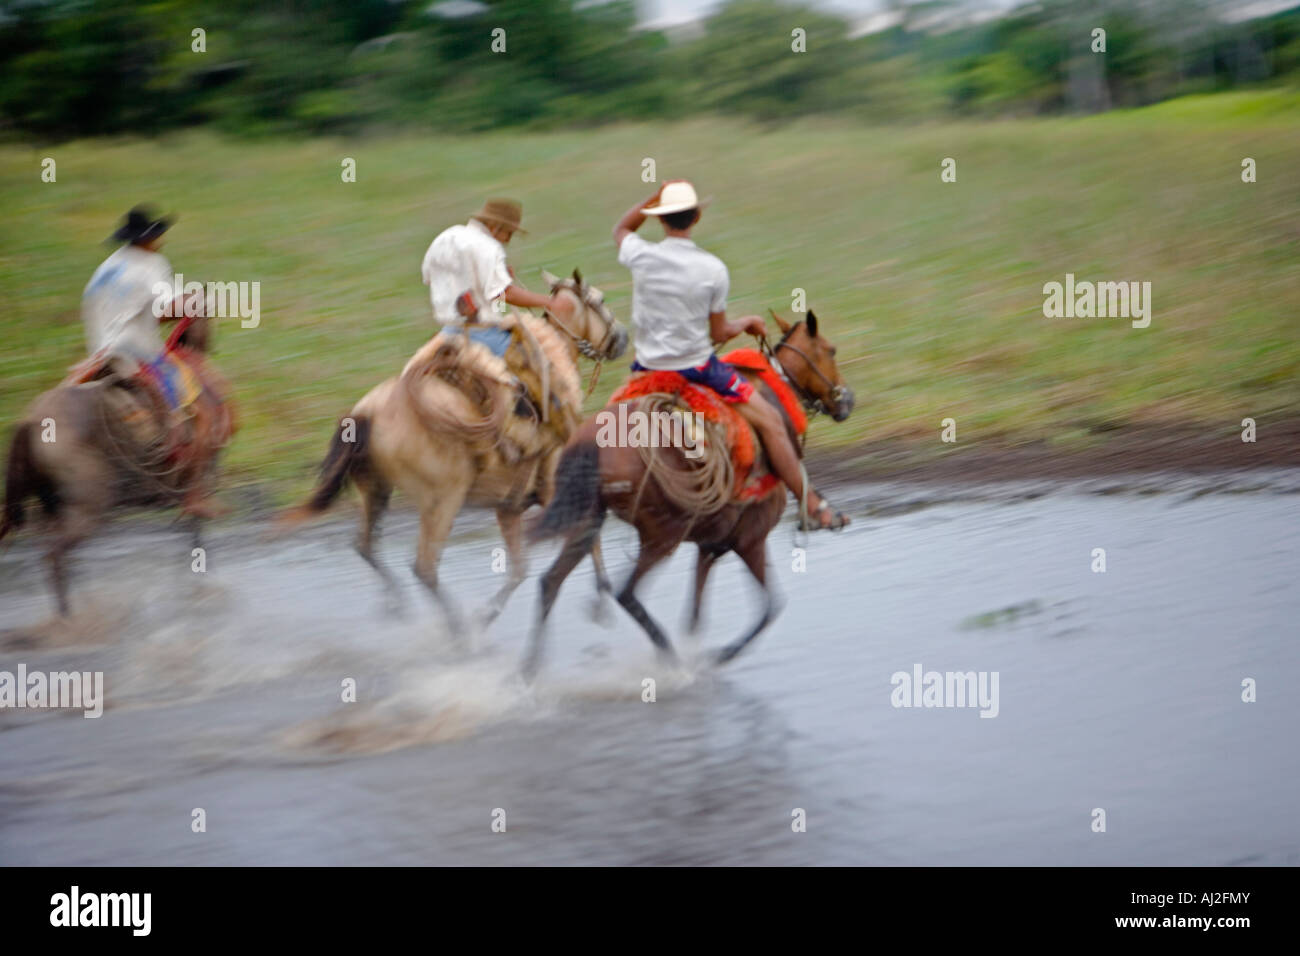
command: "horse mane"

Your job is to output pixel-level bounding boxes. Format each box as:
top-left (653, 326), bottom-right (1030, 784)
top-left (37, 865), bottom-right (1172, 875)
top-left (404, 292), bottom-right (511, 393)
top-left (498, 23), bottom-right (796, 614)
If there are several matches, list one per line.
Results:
top-left (517, 314), bottom-right (581, 412)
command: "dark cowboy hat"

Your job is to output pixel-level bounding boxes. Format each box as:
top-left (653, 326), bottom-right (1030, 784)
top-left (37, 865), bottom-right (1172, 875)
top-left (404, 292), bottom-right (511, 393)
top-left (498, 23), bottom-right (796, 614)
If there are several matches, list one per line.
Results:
top-left (108, 204), bottom-right (175, 244)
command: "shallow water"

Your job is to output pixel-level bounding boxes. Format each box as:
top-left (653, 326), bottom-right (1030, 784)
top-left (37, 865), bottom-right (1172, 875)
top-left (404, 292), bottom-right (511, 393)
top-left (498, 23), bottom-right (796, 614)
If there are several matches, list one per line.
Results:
top-left (2, 472), bottom-right (1298, 865)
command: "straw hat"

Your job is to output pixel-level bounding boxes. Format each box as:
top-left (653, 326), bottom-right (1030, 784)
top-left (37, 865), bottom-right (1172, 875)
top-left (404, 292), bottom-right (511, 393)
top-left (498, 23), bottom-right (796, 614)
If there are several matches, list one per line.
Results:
top-left (642, 180), bottom-right (710, 216)
top-left (472, 198), bottom-right (527, 235)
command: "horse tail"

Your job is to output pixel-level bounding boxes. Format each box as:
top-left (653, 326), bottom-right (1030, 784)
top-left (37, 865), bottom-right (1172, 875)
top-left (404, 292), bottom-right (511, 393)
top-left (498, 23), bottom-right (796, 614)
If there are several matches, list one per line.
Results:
top-left (531, 439), bottom-right (602, 541)
top-left (1, 422), bottom-right (55, 544)
top-left (276, 415), bottom-right (373, 531)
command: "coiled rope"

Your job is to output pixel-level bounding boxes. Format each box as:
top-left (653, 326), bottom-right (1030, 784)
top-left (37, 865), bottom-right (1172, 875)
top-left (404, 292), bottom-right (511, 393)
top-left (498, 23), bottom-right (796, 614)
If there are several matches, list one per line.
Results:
top-left (631, 393), bottom-right (735, 519)
top-left (401, 340), bottom-right (507, 442)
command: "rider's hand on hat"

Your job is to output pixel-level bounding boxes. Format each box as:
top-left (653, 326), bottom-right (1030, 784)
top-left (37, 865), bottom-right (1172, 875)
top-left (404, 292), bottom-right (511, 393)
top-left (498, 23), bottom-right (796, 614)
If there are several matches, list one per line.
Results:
top-left (641, 183), bottom-right (667, 209)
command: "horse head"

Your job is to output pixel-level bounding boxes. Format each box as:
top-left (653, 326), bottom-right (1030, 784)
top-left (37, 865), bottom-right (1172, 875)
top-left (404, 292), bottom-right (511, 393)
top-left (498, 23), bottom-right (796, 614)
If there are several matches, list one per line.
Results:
top-left (540, 267), bottom-right (628, 361)
top-left (769, 309), bottom-right (855, 422)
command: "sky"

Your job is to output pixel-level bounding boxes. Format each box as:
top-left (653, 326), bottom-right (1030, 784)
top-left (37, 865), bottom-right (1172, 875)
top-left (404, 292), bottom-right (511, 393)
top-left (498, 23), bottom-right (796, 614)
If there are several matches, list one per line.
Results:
top-left (634, 0), bottom-right (1298, 30)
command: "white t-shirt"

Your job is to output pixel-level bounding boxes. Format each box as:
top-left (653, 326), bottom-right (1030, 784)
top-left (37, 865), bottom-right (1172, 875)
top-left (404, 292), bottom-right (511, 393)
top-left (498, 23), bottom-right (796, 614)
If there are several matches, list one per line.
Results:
top-left (82, 244), bottom-right (173, 361)
top-left (421, 219), bottom-right (513, 326)
top-left (617, 233), bottom-right (727, 370)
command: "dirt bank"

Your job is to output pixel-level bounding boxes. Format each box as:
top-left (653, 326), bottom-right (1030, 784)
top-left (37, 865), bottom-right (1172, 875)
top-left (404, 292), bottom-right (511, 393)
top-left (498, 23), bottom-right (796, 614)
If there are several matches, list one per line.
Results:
top-left (809, 419), bottom-right (1300, 486)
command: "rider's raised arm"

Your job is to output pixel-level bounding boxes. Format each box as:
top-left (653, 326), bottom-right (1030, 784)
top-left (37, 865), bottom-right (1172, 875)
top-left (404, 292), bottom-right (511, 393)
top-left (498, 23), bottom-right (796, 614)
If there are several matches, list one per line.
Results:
top-left (613, 187), bottom-right (663, 247)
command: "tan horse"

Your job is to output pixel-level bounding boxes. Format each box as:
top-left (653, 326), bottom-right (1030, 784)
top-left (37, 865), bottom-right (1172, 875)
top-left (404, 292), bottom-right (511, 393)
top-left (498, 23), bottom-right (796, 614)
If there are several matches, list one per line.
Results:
top-left (0, 311), bottom-right (236, 614)
top-left (282, 270), bottom-right (628, 637)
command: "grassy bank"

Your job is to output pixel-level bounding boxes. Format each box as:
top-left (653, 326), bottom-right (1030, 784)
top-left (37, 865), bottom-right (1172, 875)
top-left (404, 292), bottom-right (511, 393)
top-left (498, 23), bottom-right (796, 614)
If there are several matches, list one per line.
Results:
top-left (2, 91), bottom-right (1297, 501)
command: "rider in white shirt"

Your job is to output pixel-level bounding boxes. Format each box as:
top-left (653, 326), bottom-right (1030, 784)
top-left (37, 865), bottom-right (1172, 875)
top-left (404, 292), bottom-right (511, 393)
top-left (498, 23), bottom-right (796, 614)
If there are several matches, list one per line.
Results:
top-left (613, 181), bottom-right (846, 530)
top-left (421, 198), bottom-right (559, 355)
top-left (83, 206), bottom-right (176, 369)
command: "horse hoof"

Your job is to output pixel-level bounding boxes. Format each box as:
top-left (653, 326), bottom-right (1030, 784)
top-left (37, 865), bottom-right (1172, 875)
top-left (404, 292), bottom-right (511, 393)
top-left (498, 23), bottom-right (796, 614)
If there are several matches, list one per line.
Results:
top-left (588, 597), bottom-right (613, 627)
top-left (656, 647), bottom-right (682, 670)
top-left (712, 645), bottom-right (742, 667)
top-left (383, 594), bottom-right (407, 620)
top-left (518, 654), bottom-right (541, 684)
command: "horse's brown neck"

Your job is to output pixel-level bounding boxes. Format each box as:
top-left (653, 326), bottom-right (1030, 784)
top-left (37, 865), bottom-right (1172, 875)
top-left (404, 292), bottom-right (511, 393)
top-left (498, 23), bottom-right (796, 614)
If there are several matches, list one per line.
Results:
top-left (176, 315), bottom-right (211, 354)
top-left (770, 345), bottom-right (823, 417)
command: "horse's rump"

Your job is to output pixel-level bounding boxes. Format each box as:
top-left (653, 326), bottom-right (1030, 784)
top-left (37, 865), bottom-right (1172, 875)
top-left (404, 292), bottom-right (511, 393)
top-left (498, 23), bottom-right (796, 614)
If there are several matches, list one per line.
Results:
top-left (54, 348), bottom-right (235, 490)
top-left (400, 333), bottom-right (511, 444)
top-left (399, 315), bottom-right (583, 458)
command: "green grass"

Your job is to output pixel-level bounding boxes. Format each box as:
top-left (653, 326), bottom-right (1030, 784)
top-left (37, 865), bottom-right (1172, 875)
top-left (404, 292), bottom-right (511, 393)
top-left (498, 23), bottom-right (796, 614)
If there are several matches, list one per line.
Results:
top-left (2, 92), bottom-right (1298, 500)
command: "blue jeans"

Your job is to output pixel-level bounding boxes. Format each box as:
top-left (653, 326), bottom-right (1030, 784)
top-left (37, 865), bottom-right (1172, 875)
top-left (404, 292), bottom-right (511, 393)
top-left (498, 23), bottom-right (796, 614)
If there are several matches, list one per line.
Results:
top-left (444, 325), bottom-right (513, 358)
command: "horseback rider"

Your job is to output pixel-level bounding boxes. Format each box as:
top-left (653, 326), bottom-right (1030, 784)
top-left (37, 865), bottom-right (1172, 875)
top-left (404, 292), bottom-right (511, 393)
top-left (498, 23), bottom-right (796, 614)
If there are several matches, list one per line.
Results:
top-left (81, 204), bottom-right (220, 518)
top-left (612, 181), bottom-right (847, 530)
top-left (419, 197), bottom-right (582, 463)
top-left (421, 198), bottom-right (559, 354)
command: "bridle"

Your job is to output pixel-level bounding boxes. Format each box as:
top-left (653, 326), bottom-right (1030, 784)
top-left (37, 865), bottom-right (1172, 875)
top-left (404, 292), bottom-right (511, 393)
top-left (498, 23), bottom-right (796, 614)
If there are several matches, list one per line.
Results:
top-left (544, 281), bottom-right (618, 361)
top-left (761, 323), bottom-right (850, 418)
top-left (544, 279), bottom-right (625, 395)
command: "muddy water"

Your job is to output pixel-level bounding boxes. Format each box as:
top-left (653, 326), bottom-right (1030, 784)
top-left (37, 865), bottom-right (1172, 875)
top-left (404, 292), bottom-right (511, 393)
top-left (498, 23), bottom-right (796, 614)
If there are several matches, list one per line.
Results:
top-left (1, 472), bottom-right (1298, 865)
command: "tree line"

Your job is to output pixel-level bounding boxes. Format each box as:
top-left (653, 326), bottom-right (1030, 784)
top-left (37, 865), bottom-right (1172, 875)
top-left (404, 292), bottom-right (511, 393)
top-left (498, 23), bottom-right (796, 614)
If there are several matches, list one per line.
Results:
top-left (1, 0), bottom-right (1296, 138)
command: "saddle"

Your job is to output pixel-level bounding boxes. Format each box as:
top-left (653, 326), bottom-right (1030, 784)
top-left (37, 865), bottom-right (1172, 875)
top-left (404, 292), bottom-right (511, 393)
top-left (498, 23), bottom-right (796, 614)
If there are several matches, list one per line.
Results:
top-left (401, 315), bottom-right (581, 461)
top-left (65, 350), bottom-right (232, 469)
top-left (609, 348), bottom-right (806, 502)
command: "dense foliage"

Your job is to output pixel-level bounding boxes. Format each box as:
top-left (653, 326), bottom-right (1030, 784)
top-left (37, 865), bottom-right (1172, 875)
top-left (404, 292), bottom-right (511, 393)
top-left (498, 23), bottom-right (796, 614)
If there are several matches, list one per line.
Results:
top-left (1, 0), bottom-right (1297, 137)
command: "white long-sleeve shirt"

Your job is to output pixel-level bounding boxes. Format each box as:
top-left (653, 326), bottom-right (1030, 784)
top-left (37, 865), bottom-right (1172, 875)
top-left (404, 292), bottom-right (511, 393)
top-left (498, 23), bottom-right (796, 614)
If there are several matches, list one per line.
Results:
top-left (82, 245), bottom-right (173, 362)
top-left (421, 219), bottom-right (513, 326)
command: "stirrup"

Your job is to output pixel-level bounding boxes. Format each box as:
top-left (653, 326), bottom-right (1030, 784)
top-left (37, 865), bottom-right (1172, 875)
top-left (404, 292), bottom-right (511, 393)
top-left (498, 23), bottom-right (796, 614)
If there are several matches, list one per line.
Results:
top-left (798, 495), bottom-right (848, 532)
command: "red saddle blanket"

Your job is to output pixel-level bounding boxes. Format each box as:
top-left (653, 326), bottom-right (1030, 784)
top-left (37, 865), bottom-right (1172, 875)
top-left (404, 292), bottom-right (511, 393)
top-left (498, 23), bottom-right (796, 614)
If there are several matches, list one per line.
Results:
top-left (608, 348), bottom-right (806, 501)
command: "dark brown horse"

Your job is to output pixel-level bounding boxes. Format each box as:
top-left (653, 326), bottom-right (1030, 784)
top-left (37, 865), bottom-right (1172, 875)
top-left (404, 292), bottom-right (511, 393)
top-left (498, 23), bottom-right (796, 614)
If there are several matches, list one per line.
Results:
top-left (525, 309), bottom-right (854, 675)
top-left (0, 311), bottom-right (235, 614)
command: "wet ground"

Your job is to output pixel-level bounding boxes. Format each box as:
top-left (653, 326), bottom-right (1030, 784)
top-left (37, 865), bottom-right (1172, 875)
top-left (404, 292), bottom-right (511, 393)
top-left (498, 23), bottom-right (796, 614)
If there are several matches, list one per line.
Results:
top-left (1, 470), bottom-right (1298, 865)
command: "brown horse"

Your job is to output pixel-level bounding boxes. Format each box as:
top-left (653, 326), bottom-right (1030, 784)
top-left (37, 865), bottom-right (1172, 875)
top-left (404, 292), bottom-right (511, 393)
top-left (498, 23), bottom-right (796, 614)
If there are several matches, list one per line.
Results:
top-left (524, 309), bottom-right (854, 675)
top-left (0, 312), bottom-right (235, 614)
top-left (282, 270), bottom-right (628, 637)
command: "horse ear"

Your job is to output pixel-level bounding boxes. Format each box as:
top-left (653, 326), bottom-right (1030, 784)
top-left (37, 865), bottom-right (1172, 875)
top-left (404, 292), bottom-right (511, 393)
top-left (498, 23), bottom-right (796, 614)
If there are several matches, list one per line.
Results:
top-left (540, 268), bottom-right (560, 289)
top-left (572, 267), bottom-right (584, 288)
top-left (769, 309), bottom-right (792, 335)
top-left (806, 309), bottom-right (818, 338)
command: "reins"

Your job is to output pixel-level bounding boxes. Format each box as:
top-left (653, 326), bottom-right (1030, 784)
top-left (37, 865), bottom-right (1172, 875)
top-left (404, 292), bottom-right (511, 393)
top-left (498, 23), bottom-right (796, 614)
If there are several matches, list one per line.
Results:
top-left (543, 283), bottom-right (617, 396)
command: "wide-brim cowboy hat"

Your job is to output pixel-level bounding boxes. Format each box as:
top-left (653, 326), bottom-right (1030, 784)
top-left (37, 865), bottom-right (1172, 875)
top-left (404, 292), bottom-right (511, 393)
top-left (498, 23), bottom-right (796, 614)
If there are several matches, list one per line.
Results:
top-left (472, 198), bottom-right (528, 235)
top-left (642, 180), bottom-right (712, 216)
top-left (108, 204), bottom-right (175, 244)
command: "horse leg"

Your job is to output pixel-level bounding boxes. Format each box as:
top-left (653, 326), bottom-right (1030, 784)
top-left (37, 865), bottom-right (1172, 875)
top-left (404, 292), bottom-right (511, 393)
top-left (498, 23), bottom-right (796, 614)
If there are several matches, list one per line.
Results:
top-left (186, 513), bottom-right (204, 552)
top-left (687, 545), bottom-right (723, 635)
top-left (45, 505), bottom-right (97, 618)
top-left (479, 508), bottom-right (525, 627)
top-left (616, 533), bottom-right (680, 665)
top-left (356, 480), bottom-right (403, 617)
top-left (714, 538), bottom-right (783, 665)
top-left (587, 537), bottom-right (614, 626)
top-left (411, 492), bottom-right (468, 645)
top-left (522, 509), bottom-right (604, 680)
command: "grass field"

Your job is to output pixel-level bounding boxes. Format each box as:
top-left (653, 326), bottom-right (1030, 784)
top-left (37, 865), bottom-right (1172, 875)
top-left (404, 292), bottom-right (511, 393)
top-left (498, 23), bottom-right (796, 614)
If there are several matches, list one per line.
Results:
top-left (2, 90), bottom-right (1297, 501)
